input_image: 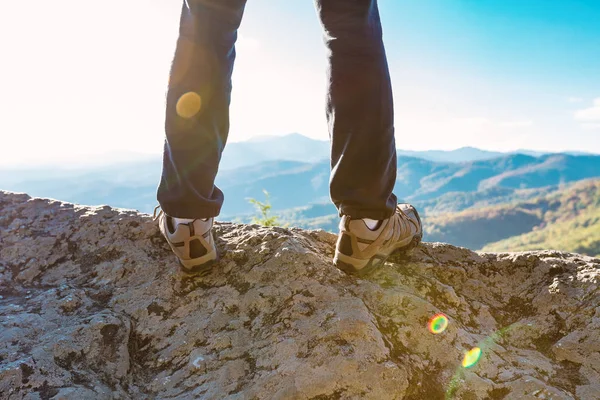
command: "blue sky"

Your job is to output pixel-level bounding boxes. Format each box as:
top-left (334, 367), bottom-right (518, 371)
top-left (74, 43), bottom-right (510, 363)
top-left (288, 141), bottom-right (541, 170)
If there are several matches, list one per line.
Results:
top-left (1, 0), bottom-right (599, 166)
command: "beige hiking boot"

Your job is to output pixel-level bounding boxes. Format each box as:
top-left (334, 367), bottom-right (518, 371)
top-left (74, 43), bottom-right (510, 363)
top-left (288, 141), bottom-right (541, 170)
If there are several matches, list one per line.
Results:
top-left (334, 203), bottom-right (423, 276)
top-left (153, 206), bottom-right (218, 274)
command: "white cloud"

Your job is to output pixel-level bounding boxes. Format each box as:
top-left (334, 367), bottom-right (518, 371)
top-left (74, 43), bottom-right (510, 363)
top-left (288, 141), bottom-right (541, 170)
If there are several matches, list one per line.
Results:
top-left (500, 120), bottom-right (534, 128)
top-left (574, 98), bottom-right (600, 122)
top-left (568, 97), bottom-right (583, 103)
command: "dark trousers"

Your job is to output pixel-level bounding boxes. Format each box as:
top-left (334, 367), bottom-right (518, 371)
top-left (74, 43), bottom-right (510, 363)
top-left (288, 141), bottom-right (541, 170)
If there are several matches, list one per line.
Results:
top-left (158, 0), bottom-right (398, 221)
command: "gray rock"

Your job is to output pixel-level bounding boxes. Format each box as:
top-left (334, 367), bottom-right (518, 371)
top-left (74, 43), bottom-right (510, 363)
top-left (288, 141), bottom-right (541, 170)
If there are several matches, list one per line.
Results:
top-left (0, 190), bottom-right (598, 399)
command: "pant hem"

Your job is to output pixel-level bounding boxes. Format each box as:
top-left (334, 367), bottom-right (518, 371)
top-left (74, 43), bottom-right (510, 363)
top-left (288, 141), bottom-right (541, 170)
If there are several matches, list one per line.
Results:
top-left (159, 202), bottom-right (222, 219)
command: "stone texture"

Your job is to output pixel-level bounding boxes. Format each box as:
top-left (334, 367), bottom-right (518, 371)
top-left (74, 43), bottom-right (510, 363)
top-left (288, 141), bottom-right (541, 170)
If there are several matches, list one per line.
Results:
top-left (0, 190), bottom-right (599, 399)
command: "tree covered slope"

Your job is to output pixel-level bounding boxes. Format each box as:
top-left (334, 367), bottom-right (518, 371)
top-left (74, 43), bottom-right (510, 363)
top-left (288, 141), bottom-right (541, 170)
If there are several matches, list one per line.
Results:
top-left (425, 179), bottom-right (600, 256)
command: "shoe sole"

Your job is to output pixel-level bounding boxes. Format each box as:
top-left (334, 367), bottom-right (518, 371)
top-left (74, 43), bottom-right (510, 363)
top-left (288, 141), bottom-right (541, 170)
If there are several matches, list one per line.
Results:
top-left (179, 255), bottom-right (219, 276)
top-left (334, 234), bottom-right (422, 277)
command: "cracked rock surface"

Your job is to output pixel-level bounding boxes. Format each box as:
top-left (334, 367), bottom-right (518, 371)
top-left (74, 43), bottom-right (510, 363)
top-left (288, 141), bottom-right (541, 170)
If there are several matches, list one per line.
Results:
top-left (0, 190), bottom-right (599, 400)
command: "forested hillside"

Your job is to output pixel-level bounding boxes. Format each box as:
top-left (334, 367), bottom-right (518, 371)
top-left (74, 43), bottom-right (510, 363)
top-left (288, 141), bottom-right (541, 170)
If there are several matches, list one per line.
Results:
top-left (426, 179), bottom-right (600, 256)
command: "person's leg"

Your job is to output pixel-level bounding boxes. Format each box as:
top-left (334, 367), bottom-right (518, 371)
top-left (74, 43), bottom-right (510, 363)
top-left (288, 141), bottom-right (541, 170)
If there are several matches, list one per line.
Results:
top-left (314, 0), bottom-right (397, 221)
top-left (157, 0), bottom-right (247, 219)
top-left (315, 0), bottom-right (422, 275)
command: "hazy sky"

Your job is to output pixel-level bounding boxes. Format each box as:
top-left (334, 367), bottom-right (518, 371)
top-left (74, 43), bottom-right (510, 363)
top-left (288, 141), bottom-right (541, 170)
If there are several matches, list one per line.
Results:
top-left (1, 0), bottom-right (599, 166)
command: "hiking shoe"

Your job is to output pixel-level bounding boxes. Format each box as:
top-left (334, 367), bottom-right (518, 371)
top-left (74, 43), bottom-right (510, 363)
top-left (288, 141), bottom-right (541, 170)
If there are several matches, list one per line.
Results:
top-left (334, 203), bottom-right (423, 276)
top-left (153, 206), bottom-right (218, 274)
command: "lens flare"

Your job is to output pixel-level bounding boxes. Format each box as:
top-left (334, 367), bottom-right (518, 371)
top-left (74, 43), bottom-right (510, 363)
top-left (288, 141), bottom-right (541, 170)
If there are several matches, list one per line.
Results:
top-left (428, 313), bottom-right (449, 334)
top-left (176, 91), bottom-right (202, 119)
top-left (462, 347), bottom-right (482, 368)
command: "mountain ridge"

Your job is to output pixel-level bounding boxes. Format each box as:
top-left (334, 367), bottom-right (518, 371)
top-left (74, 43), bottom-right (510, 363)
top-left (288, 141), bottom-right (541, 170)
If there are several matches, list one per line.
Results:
top-left (1, 152), bottom-right (599, 221)
top-left (3, 133), bottom-right (597, 171)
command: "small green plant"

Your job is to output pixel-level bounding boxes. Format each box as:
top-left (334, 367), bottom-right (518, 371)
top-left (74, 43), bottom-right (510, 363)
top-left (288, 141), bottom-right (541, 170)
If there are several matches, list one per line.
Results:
top-left (248, 190), bottom-right (284, 227)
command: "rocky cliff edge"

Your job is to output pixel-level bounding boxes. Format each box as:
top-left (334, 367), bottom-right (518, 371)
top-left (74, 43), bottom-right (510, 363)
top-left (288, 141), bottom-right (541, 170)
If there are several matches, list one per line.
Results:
top-left (0, 191), bottom-right (599, 399)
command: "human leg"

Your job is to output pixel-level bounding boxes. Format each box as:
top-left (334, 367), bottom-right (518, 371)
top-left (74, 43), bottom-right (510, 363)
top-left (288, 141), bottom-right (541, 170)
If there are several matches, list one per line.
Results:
top-left (156, 0), bottom-right (247, 273)
top-left (157, 0), bottom-right (247, 219)
top-left (315, 0), bottom-right (423, 274)
top-left (315, 0), bottom-right (397, 220)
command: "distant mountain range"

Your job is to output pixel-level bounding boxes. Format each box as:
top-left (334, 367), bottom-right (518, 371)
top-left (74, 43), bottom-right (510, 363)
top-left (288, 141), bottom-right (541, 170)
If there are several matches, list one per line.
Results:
top-left (224, 153), bottom-right (600, 217)
top-left (217, 133), bottom-right (596, 169)
top-left (2, 133), bottom-right (600, 256)
top-left (2, 150), bottom-right (598, 217)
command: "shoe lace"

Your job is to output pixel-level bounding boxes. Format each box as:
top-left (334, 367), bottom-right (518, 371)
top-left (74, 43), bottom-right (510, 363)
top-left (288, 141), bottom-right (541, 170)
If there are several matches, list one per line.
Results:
top-left (153, 205), bottom-right (163, 221)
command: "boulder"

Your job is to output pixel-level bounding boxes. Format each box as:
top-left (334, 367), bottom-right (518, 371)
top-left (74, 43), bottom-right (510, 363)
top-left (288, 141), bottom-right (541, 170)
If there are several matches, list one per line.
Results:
top-left (0, 191), bottom-right (598, 399)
